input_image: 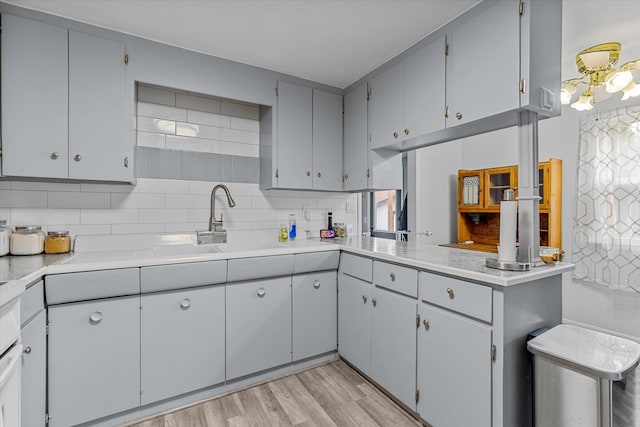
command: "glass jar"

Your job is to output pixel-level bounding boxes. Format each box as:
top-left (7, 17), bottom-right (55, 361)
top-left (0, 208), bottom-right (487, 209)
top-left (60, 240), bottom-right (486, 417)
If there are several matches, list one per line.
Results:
top-left (0, 220), bottom-right (12, 256)
top-left (10, 226), bottom-right (45, 255)
top-left (44, 231), bottom-right (71, 254)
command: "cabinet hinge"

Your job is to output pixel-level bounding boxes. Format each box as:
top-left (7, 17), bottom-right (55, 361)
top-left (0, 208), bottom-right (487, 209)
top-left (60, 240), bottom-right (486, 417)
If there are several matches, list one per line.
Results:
top-left (445, 43), bottom-right (449, 56)
top-left (275, 168), bottom-right (279, 178)
top-left (124, 156), bottom-right (129, 168)
top-left (519, 1), bottom-right (525, 16)
top-left (366, 168), bottom-right (371, 178)
top-left (366, 88), bottom-right (371, 101)
top-left (275, 86), bottom-right (279, 96)
top-left (491, 344), bottom-right (497, 362)
top-left (416, 314), bottom-right (420, 328)
top-left (45, 413), bottom-right (51, 424)
top-left (416, 389), bottom-right (420, 403)
top-left (124, 54), bottom-right (129, 65)
top-left (519, 79), bottom-right (526, 94)
top-left (45, 323), bottom-right (49, 336)
top-left (444, 106), bottom-right (449, 118)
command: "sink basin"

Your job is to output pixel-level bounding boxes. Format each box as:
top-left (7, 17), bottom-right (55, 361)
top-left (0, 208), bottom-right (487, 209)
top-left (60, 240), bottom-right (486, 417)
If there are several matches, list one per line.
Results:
top-left (146, 244), bottom-right (225, 256)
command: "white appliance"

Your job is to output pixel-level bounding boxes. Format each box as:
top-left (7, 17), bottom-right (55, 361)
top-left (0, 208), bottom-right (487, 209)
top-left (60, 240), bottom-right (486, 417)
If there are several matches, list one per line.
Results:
top-left (0, 280), bottom-right (25, 427)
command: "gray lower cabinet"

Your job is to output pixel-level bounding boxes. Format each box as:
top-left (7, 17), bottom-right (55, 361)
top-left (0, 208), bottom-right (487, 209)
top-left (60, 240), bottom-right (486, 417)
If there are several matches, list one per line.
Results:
top-left (21, 310), bottom-right (46, 427)
top-left (48, 296), bottom-right (140, 427)
top-left (417, 303), bottom-right (492, 427)
top-left (370, 288), bottom-right (417, 410)
top-left (337, 274), bottom-right (372, 375)
top-left (140, 285), bottom-right (225, 405)
top-left (292, 271), bottom-right (337, 361)
top-left (226, 277), bottom-right (292, 379)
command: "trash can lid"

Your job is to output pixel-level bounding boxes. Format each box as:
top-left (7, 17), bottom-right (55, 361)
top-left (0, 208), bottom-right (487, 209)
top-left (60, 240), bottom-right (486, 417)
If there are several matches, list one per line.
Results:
top-left (527, 324), bottom-right (640, 381)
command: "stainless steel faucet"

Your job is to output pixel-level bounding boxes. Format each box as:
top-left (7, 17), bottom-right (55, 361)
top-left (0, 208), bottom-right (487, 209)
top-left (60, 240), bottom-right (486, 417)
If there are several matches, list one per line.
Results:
top-left (209, 184), bottom-right (236, 231)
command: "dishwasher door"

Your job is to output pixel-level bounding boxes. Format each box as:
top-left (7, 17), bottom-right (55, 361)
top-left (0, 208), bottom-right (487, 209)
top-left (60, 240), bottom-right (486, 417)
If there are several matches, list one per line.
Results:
top-left (0, 343), bottom-right (23, 427)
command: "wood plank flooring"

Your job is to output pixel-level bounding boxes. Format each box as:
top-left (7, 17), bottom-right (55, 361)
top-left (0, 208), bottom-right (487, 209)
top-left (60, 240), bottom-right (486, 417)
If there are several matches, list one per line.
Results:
top-left (125, 359), bottom-right (423, 427)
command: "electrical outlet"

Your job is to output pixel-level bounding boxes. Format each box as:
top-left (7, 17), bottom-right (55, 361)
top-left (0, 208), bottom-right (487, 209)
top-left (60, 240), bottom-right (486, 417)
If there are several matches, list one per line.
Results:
top-left (345, 201), bottom-right (355, 213)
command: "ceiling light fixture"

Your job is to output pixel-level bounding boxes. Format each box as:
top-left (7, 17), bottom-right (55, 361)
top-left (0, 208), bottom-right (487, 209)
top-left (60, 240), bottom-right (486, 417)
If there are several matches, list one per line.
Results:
top-left (561, 42), bottom-right (640, 111)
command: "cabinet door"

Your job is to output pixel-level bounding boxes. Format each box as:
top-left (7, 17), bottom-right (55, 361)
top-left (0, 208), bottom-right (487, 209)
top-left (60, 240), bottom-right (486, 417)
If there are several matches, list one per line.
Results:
top-left (458, 170), bottom-right (484, 211)
top-left (418, 303), bottom-right (492, 427)
top-left (343, 83), bottom-right (369, 191)
top-left (370, 288), bottom-right (417, 410)
top-left (337, 274), bottom-right (371, 374)
top-left (292, 271), bottom-right (337, 361)
top-left (48, 296), bottom-right (140, 427)
top-left (21, 311), bottom-right (46, 427)
top-left (140, 285), bottom-right (225, 405)
top-left (1, 14), bottom-right (68, 179)
top-left (277, 81), bottom-right (313, 189)
top-left (369, 62), bottom-right (403, 149)
top-left (446, 0), bottom-right (520, 127)
top-left (403, 35), bottom-right (446, 137)
top-left (484, 166), bottom-right (516, 210)
top-left (312, 90), bottom-right (343, 191)
top-left (69, 30), bottom-right (130, 182)
top-left (226, 277), bottom-right (292, 379)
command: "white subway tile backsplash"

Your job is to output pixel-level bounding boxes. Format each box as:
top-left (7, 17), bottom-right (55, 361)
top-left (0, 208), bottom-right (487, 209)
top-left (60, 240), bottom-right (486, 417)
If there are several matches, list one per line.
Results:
top-left (0, 208), bottom-right (10, 222)
top-left (11, 181), bottom-right (81, 192)
top-left (176, 93), bottom-right (221, 114)
top-left (229, 117), bottom-right (260, 132)
top-left (80, 183), bottom-right (136, 193)
top-left (138, 102), bottom-right (187, 122)
top-left (188, 209), bottom-right (209, 223)
top-left (165, 222), bottom-right (206, 233)
top-left (286, 198), bottom-right (318, 210)
top-left (112, 223), bottom-right (165, 234)
top-left (166, 135), bottom-right (212, 153)
top-left (81, 209), bottom-right (139, 224)
top-left (111, 193), bottom-right (165, 209)
top-left (165, 194), bottom-right (190, 208)
top-left (137, 131), bottom-right (166, 149)
top-left (47, 192), bottom-right (110, 209)
top-left (136, 178), bottom-right (189, 194)
top-left (137, 116), bottom-right (176, 135)
top-left (0, 182), bottom-right (11, 190)
top-left (221, 101), bottom-right (259, 120)
top-left (251, 196), bottom-right (287, 209)
top-left (139, 208), bottom-right (189, 224)
top-left (188, 181), bottom-right (217, 195)
top-left (186, 110), bottom-right (230, 128)
top-left (60, 224), bottom-right (112, 238)
top-left (11, 208), bottom-right (80, 226)
top-left (138, 85), bottom-right (175, 106)
top-left (0, 190), bottom-right (47, 208)
top-left (220, 141), bottom-right (253, 157)
top-left (251, 145), bottom-right (260, 158)
top-left (176, 122), bottom-right (221, 140)
top-left (220, 128), bottom-right (259, 145)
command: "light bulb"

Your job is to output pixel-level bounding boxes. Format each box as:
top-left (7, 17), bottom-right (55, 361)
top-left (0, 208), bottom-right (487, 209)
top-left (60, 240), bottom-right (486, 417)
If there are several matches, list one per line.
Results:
top-left (605, 70), bottom-right (633, 93)
top-left (571, 91), bottom-right (594, 111)
top-left (560, 83), bottom-right (578, 104)
top-left (621, 80), bottom-right (640, 100)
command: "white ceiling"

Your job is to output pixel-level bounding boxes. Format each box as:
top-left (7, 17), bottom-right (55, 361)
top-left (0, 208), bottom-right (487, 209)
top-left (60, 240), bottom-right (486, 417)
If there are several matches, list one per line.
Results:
top-left (3, 0), bottom-right (480, 88)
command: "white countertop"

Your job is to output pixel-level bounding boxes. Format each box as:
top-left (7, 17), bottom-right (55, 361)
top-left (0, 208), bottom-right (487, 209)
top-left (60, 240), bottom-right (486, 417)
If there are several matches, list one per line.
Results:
top-left (1, 234), bottom-right (573, 289)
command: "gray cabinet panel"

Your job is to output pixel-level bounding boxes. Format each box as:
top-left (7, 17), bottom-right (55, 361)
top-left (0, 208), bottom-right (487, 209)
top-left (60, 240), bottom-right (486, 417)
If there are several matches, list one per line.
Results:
top-left (69, 30), bottom-right (130, 182)
top-left (48, 296), bottom-right (140, 427)
top-left (141, 285), bottom-right (225, 404)
top-left (227, 255), bottom-right (294, 282)
top-left (373, 260), bottom-right (418, 298)
top-left (21, 310), bottom-right (46, 427)
top-left (277, 81), bottom-right (313, 189)
top-left (446, 0), bottom-right (520, 127)
top-left (312, 89), bottom-right (343, 191)
top-left (370, 288), bottom-right (417, 410)
top-left (140, 260), bottom-right (227, 293)
top-left (292, 271), bottom-right (337, 361)
top-left (20, 281), bottom-right (44, 325)
top-left (338, 253), bottom-right (372, 283)
top-left (226, 277), bottom-right (292, 379)
top-left (293, 251), bottom-right (339, 274)
top-left (420, 271), bottom-right (492, 322)
top-left (337, 274), bottom-right (371, 375)
top-left (369, 62), bottom-right (403, 150)
top-left (343, 83), bottom-right (369, 191)
top-left (1, 14), bottom-right (68, 179)
top-left (45, 268), bottom-right (140, 304)
top-left (418, 303), bottom-right (492, 427)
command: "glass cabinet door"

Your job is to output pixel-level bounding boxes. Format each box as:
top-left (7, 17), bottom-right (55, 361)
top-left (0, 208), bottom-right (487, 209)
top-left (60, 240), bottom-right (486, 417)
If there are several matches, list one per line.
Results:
top-left (458, 171), bottom-right (484, 211)
top-left (484, 166), bottom-right (516, 210)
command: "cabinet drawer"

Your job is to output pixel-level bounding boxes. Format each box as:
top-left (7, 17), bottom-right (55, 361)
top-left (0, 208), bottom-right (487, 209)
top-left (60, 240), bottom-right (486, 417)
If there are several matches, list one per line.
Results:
top-left (45, 268), bottom-right (140, 305)
top-left (419, 272), bottom-right (492, 322)
top-left (373, 261), bottom-right (417, 298)
top-left (293, 251), bottom-right (339, 274)
top-left (21, 280), bottom-right (44, 325)
top-left (140, 260), bottom-right (226, 293)
top-left (339, 253), bottom-right (372, 282)
top-left (227, 255), bottom-right (294, 282)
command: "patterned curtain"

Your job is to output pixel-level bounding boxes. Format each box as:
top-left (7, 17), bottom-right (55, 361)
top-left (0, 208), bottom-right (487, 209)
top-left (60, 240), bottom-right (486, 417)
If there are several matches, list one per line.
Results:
top-left (572, 104), bottom-right (640, 293)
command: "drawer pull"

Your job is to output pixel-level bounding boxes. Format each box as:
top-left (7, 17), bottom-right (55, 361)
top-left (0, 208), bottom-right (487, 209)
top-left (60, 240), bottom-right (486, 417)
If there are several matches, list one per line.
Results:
top-left (423, 320), bottom-right (430, 330)
top-left (313, 280), bottom-right (321, 289)
top-left (180, 298), bottom-right (191, 310)
top-left (372, 298), bottom-right (377, 307)
top-left (389, 272), bottom-right (396, 282)
top-left (362, 295), bottom-right (368, 304)
top-left (447, 288), bottom-right (455, 299)
top-left (89, 311), bottom-right (103, 324)
top-left (257, 287), bottom-right (266, 298)
top-left (24, 346), bottom-right (32, 355)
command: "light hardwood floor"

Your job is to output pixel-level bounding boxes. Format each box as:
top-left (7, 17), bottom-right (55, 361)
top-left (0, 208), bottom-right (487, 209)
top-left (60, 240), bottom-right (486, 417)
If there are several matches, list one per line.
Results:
top-left (126, 359), bottom-right (423, 427)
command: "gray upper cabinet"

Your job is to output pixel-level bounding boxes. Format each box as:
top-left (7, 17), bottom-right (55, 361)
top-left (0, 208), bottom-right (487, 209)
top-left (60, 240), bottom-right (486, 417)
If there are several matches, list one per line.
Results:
top-left (1, 14), bottom-right (69, 179)
top-left (446, 0), bottom-right (520, 127)
top-left (369, 62), bottom-right (403, 150)
top-left (0, 14), bottom-right (132, 182)
top-left (312, 89), bottom-right (343, 191)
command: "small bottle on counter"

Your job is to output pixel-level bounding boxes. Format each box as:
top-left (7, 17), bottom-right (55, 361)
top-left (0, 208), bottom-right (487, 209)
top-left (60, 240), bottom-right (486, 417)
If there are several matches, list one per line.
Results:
top-left (44, 230), bottom-right (71, 254)
top-left (278, 224), bottom-right (289, 242)
top-left (288, 214), bottom-right (297, 240)
top-left (327, 211), bottom-right (333, 231)
top-left (0, 220), bottom-right (12, 256)
top-left (10, 226), bottom-right (45, 255)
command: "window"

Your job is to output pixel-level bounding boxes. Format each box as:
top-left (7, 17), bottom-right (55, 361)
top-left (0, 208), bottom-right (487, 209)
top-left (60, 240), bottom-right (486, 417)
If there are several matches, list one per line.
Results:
top-left (363, 154), bottom-right (407, 239)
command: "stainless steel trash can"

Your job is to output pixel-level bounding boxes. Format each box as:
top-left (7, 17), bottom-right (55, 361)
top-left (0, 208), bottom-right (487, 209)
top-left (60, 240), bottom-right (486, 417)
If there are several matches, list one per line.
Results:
top-left (528, 324), bottom-right (640, 427)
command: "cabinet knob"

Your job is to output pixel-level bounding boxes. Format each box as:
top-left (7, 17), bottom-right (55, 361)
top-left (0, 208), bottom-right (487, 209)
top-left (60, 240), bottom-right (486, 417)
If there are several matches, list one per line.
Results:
top-left (393, 131), bottom-right (399, 139)
top-left (362, 295), bottom-right (368, 304)
top-left (344, 174), bottom-right (349, 181)
top-left (447, 288), bottom-right (455, 299)
top-left (317, 172), bottom-right (322, 178)
top-left (24, 346), bottom-right (32, 355)
top-left (89, 311), bottom-right (103, 324)
top-left (313, 280), bottom-right (321, 289)
top-left (455, 112), bottom-right (462, 120)
top-left (389, 272), bottom-right (396, 282)
top-left (404, 128), bottom-right (409, 136)
top-left (372, 298), bottom-right (377, 307)
top-left (306, 171), bottom-right (311, 177)
top-left (180, 298), bottom-right (191, 310)
top-left (423, 319), bottom-right (430, 330)
top-left (366, 169), bottom-right (371, 178)
top-left (257, 287), bottom-right (266, 298)
top-left (50, 152), bottom-right (60, 160)
top-left (74, 154), bottom-right (82, 161)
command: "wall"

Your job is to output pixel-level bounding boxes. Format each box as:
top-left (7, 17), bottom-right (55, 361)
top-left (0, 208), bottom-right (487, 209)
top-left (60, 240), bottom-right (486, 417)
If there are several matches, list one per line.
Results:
top-left (0, 84), bottom-right (357, 242)
top-left (413, 0), bottom-right (640, 340)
